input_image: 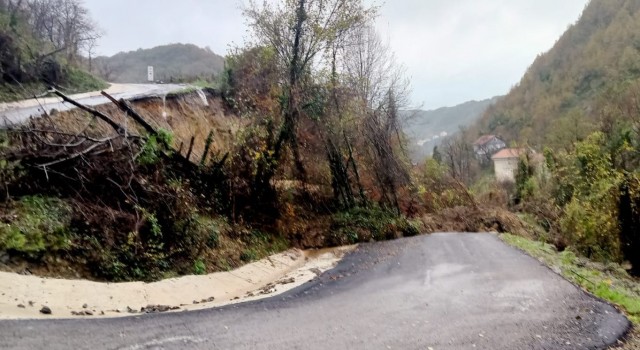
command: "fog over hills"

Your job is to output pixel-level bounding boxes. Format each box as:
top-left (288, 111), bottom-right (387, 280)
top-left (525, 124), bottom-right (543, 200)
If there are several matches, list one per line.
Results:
top-left (403, 96), bottom-right (501, 162)
top-left (93, 43), bottom-right (225, 83)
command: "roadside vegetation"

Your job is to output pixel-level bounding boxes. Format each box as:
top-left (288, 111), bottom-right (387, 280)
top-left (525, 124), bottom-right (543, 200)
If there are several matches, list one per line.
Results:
top-left (423, 4), bottom-right (640, 346)
top-left (0, 0), bottom-right (439, 282)
top-left (502, 234), bottom-right (640, 324)
top-left (0, 0), bottom-right (107, 103)
top-left (428, 0), bottom-right (640, 280)
top-left (502, 234), bottom-right (640, 349)
top-left (489, 0), bottom-right (640, 277)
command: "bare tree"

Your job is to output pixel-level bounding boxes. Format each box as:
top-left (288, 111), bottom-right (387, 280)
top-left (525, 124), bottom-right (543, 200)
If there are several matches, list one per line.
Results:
top-left (243, 0), bottom-right (373, 200)
top-left (341, 25), bottom-right (411, 211)
top-left (441, 130), bottom-right (475, 184)
top-left (26, 0), bottom-right (101, 63)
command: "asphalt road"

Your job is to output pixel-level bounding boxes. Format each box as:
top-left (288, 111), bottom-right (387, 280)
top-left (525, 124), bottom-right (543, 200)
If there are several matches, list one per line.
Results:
top-left (0, 233), bottom-right (630, 350)
top-left (0, 83), bottom-right (186, 126)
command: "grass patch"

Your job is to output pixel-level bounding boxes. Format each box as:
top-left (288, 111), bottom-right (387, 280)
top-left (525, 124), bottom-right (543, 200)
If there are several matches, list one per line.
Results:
top-left (0, 196), bottom-right (72, 258)
top-left (165, 80), bottom-right (219, 98)
top-left (192, 79), bottom-right (219, 89)
top-left (63, 67), bottom-right (108, 94)
top-left (328, 206), bottom-right (421, 246)
top-left (502, 233), bottom-right (640, 324)
top-left (239, 229), bottom-right (290, 263)
top-left (0, 68), bottom-right (107, 103)
top-left (0, 82), bottom-right (47, 103)
top-left (193, 259), bottom-right (206, 275)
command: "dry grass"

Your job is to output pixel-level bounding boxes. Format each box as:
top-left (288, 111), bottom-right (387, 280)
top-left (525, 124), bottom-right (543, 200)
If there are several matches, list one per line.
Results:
top-left (613, 328), bottom-right (639, 349)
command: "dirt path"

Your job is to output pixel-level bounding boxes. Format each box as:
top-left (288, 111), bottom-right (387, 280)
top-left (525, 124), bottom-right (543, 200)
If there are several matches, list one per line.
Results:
top-left (0, 246), bottom-right (354, 319)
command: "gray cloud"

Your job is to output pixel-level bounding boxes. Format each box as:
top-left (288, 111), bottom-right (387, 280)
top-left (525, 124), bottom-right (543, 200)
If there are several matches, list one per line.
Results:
top-left (83, 0), bottom-right (588, 109)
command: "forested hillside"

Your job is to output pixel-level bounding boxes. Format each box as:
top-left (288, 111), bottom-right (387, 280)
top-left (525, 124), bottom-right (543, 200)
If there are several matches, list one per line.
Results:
top-left (93, 44), bottom-right (225, 83)
top-left (477, 0), bottom-right (640, 149)
top-left (0, 0), bottom-right (434, 282)
top-left (468, 0), bottom-right (640, 276)
top-left (0, 0), bottom-right (106, 102)
top-left (404, 97), bottom-right (500, 162)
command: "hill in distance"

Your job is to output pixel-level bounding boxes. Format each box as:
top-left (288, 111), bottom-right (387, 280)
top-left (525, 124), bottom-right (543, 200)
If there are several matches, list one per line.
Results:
top-left (475, 0), bottom-right (640, 150)
top-left (94, 43), bottom-right (225, 83)
top-left (403, 96), bottom-right (501, 162)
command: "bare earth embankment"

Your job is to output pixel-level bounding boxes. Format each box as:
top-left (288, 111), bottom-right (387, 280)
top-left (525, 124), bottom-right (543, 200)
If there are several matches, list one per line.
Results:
top-left (0, 246), bottom-right (354, 319)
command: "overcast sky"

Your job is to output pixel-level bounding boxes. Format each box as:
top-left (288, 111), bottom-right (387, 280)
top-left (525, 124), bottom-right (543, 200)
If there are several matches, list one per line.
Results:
top-left (83, 0), bottom-right (589, 110)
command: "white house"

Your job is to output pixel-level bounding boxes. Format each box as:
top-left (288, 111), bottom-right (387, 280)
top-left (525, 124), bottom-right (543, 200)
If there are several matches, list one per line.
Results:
top-left (491, 148), bottom-right (524, 182)
top-left (473, 135), bottom-right (506, 159)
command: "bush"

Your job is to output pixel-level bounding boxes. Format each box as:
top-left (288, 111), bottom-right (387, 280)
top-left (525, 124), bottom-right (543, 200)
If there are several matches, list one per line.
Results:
top-left (193, 259), bottom-right (206, 275)
top-left (417, 158), bottom-right (476, 212)
top-left (0, 196), bottom-right (72, 258)
top-left (137, 129), bottom-right (174, 165)
top-left (328, 206), bottom-right (422, 246)
top-left (556, 133), bottom-right (624, 262)
top-left (561, 198), bottom-right (621, 262)
top-left (239, 229), bottom-right (290, 262)
top-left (63, 66), bottom-right (108, 93)
top-left (0, 131), bottom-right (21, 199)
top-left (173, 215), bottom-right (226, 256)
top-left (240, 248), bottom-right (259, 262)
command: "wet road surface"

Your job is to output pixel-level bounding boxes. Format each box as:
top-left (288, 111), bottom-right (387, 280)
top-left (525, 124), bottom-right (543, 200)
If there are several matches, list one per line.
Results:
top-left (0, 83), bottom-right (186, 126)
top-left (0, 233), bottom-right (630, 349)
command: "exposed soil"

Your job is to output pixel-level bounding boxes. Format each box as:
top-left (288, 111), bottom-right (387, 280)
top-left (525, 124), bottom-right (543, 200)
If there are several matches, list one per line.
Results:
top-left (421, 206), bottom-right (534, 238)
top-left (0, 246), bottom-right (354, 319)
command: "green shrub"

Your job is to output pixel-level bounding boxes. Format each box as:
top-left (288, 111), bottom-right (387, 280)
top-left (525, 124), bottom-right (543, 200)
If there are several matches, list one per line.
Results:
top-left (561, 198), bottom-right (621, 262)
top-left (399, 219), bottom-right (422, 237)
top-left (193, 259), bottom-right (207, 275)
top-left (173, 215), bottom-right (225, 254)
top-left (557, 133), bottom-right (624, 262)
top-left (240, 248), bottom-right (258, 262)
top-left (418, 158), bottom-right (475, 211)
top-left (63, 66), bottom-right (108, 93)
top-left (328, 206), bottom-right (421, 245)
top-left (0, 131), bottom-right (21, 199)
top-left (0, 196), bottom-right (72, 258)
top-left (137, 129), bottom-right (174, 165)
top-left (240, 229), bottom-right (290, 261)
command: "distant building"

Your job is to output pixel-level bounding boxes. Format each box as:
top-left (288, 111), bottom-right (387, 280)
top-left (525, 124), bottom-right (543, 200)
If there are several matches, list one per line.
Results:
top-left (473, 135), bottom-right (506, 159)
top-left (491, 148), bottom-right (525, 182)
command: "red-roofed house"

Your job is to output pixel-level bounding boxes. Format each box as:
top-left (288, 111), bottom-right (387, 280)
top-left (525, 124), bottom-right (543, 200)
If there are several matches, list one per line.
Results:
top-left (491, 148), bottom-right (525, 182)
top-left (473, 135), bottom-right (506, 160)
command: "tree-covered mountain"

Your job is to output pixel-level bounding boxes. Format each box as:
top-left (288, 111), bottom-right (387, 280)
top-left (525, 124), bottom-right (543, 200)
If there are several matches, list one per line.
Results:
top-left (468, 0), bottom-right (640, 277)
top-left (403, 97), bottom-right (501, 162)
top-left (93, 43), bottom-right (225, 83)
top-left (476, 0), bottom-right (640, 149)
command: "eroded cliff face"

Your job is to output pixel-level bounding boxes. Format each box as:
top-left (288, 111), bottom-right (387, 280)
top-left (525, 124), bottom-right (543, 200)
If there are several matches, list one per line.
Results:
top-left (0, 90), bottom-right (265, 282)
top-left (48, 89), bottom-right (243, 164)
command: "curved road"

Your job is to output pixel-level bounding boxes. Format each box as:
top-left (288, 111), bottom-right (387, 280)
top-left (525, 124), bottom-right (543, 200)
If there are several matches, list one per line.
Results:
top-left (0, 233), bottom-right (630, 349)
top-left (0, 83), bottom-right (187, 126)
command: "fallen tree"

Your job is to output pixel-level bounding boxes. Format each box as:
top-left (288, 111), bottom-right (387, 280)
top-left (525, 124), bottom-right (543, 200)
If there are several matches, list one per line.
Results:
top-left (0, 90), bottom-right (237, 281)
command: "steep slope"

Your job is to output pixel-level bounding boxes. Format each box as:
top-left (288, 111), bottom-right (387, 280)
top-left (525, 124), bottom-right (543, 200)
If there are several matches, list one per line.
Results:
top-left (404, 97), bottom-right (501, 162)
top-left (94, 44), bottom-right (225, 83)
top-left (476, 0), bottom-right (640, 149)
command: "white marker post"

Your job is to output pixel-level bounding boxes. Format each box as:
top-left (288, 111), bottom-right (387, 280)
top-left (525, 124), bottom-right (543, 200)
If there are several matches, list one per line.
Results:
top-left (147, 66), bottom-right (154, 82)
